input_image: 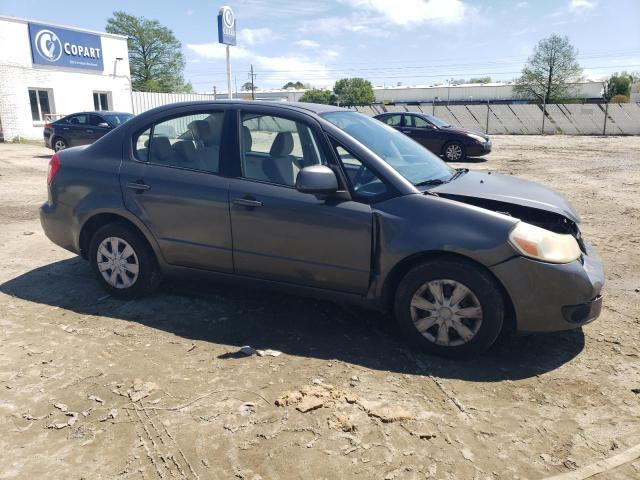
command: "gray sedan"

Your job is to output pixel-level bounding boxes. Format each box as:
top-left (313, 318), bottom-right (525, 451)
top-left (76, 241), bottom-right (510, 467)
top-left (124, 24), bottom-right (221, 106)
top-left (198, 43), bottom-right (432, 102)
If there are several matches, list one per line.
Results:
top-left (40, 101), bottom-right (604, 357)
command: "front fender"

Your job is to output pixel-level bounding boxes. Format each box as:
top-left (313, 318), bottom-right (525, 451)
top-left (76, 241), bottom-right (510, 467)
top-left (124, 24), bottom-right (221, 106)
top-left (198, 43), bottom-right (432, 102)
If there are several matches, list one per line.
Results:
top-left (369, 193), bottom-right (519, 300)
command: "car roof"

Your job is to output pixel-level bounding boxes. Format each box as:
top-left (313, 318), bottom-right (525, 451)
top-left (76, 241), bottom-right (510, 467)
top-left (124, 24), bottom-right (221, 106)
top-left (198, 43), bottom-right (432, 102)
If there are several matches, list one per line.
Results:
top-left (63, 111), bottom-right (132, 116)
top-left (136, 100), bottom-right (346, 117)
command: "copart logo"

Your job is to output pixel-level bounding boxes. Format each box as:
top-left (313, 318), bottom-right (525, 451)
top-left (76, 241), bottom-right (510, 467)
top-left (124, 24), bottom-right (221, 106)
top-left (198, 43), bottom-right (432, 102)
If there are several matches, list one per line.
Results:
top-left (34, 29), bottom-right (62, 62)
top-left (222, 7), bottom-right (235, 29)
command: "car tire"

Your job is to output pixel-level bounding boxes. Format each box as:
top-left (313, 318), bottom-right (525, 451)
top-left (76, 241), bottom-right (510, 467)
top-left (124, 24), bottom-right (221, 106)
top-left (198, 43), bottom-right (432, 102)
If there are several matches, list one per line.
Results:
top-left (53, 137), bottom-right (67, 152)
top-left (443, 141), bottom-right (466, 162)
top-left (88, 223), bottom-right (161, 299)
top-left (394, 258), bottom-right (504, 358)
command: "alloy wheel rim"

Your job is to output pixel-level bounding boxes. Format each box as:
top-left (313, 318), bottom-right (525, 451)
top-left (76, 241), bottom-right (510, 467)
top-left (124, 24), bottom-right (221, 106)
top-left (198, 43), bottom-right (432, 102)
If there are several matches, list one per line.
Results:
top-left (410, 279), bottom-right (483, 347)
top-left (96, 237), bottom-right (140, 289)
top-left (446, 144), bottom-right (462, 161)
top-left (54, 140), bottom-right (66, 151)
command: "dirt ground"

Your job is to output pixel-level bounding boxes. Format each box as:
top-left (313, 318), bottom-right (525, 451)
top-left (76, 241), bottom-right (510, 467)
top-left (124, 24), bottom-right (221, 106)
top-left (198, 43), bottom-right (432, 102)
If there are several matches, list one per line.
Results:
top-left (0, 136), bottom-right (639, 480)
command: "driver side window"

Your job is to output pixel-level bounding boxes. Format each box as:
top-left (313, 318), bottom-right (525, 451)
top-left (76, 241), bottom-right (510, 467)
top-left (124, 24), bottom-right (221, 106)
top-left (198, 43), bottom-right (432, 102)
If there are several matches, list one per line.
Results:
top-left (334, 144), bottom-right (390, 201)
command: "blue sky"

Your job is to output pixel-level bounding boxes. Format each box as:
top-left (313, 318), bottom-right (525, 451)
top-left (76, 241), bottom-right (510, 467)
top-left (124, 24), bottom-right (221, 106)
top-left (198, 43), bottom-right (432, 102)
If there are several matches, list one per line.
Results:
top-left (2, 0), bottom-right (639, 92)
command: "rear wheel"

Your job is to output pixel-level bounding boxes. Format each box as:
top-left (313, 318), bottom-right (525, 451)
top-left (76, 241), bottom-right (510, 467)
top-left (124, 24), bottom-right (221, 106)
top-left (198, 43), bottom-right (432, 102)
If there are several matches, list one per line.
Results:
top-left (53, 137), bottom-right (67, 152)
top-left (88, 223), bottom-right (160, 299)
top-left (394, 258), bottom-right (504, 358)
top-left (443, 141), bottom-right (466, 162)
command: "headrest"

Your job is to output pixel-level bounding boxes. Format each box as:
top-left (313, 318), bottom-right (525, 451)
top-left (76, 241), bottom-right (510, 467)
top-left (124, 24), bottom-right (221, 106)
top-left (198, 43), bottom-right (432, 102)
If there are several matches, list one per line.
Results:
top-left (270, 132), bottom-right (294, 157)
top-left (154, 124), bottom-right (176, 138)
top-left (188, 120), bottom-right (212, 144)
top-left (241, 126), bottom-right (252, 152)
top-left (150, 136), bottom-right (173, 161)
top-left (172, 141), bottom-right (197, 162)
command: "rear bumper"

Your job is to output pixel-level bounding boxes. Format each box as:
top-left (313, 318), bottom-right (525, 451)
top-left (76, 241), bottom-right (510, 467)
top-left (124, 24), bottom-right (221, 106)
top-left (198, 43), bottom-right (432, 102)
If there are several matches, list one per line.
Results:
top-left (40, 201), bottom-right (80, 255)
top-left (491, 243), bottom-right (604, 333)
top-left (467, 140), bottom-right (492, 157)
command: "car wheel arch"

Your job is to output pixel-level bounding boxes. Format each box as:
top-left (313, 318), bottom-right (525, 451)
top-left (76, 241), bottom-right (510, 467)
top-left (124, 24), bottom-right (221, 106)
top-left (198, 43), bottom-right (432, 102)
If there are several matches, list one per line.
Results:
top-left (78, 212), bottom-right (161, 266)
top-left (381, 250), bottom-right (516, 336)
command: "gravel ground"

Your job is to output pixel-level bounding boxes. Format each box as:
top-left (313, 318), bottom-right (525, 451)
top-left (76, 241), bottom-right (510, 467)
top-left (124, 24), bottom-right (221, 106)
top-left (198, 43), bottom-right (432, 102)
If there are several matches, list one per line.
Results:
top-left (0, 136), bottom-right (639, 480)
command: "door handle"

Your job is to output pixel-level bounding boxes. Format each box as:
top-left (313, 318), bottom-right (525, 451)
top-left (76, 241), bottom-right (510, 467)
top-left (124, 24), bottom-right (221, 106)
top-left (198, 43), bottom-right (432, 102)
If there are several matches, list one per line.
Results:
top-left (402, 130), bottom-right (412, 134)
top-left (86, 129), bottom-right (94, 133)
top-left (126, 181), bottom-right (151, 192)
top-left (233, 197), bottom-right (262, 208)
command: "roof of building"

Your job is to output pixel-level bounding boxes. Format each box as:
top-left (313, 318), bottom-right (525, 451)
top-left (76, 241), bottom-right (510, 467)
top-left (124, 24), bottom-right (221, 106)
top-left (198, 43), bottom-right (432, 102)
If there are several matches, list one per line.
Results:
top-left (0, 15), bottom-right (128, 40)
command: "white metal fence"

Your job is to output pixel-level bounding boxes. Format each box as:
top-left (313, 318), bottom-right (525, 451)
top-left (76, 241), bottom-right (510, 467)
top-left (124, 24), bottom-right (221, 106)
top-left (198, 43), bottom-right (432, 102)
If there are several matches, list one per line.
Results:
top-left (352, 103), bottom-right (640, 135)
top-left (132, 92), bottom-right (217, 115)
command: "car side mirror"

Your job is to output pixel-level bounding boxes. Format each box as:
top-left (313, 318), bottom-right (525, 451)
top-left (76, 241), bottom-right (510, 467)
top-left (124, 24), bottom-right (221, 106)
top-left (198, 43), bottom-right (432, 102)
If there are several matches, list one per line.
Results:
top-left (97, 122), bottom-right (111, 128)
top-left (296, 165), bottom-right (338, 195)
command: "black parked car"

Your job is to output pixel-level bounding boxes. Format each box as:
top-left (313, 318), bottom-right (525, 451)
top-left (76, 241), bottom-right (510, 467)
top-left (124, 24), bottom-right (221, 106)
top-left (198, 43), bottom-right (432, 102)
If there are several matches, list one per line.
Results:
top-left (374, 112), bottom-right (491, 162)
top-left (40, 101), bottom-right (603, 357)
top-left (44, 111), bottom-right (134, 151)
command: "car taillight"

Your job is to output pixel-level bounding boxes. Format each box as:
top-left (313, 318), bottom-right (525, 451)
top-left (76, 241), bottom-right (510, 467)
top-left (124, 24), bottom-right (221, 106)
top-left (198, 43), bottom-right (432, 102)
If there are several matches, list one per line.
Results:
top-left (47, 153), bottom-right (60, 185)
top-left (44, 123), bottom-right (52, 129)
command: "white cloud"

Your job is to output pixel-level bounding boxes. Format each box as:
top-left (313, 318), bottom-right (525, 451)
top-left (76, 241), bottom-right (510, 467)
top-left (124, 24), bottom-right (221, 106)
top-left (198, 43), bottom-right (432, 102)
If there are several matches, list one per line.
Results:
top-left (569, 0), bottom-right (598, 13)
top-left (295, 39), bottom-right (321, 49)
top-left (186, 43), bottom-right (253, 60)
top-left (186, 9), bottom-right (195, 16)
top-left (238, 28), bottom-right (275, 45)
top-left (344, 0), bottom-right (468, 26)
top-left (298, 15), bottom-right (392, 37)
top-left (516, 1), bottom-right (528, 7)
top-left (186, 43), bottom-right (334, 88)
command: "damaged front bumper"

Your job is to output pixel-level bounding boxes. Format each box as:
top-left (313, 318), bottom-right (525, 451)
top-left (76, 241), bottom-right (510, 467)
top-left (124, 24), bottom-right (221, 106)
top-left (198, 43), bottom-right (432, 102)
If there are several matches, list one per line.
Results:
top-left (490, 243), bottom-right (605, 334)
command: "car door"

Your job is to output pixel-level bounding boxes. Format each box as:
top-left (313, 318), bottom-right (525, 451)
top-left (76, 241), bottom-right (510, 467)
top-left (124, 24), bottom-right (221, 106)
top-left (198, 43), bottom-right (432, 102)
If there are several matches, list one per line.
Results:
top-left (403, 114), bottom-right (439, 152)
top-left (119, 108), bottom-right (234, 272)
top-left (228, 107), bottom-right (373, 294)
top-left (64, 114), bottom-right (90, 146)
top-left (88, 114), bottom-right (112, 143)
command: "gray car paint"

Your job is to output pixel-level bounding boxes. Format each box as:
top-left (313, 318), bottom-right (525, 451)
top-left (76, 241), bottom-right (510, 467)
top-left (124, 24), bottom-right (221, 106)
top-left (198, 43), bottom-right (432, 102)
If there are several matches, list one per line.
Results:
top-left (40, 100), bottom-right (604, 336)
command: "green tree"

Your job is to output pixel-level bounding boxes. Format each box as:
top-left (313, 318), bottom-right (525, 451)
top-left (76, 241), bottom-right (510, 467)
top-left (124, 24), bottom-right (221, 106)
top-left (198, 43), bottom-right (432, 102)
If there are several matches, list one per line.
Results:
top-left (333, 78), bottom-right (375, 106)
top-left (299, 89), bottom-right (336, 104)
top-left (604, 72), bottom-right (635, 100)
top-left (282, 81), bottom-right (306, 89)
top-left (468, 76), bottom-right (492, 84)
top-left (242, 81), bottom-right (258, 91)
top-left (106, 11), bottom-right (191, 93)
top-left (514, 34), bottom-right (582, 103)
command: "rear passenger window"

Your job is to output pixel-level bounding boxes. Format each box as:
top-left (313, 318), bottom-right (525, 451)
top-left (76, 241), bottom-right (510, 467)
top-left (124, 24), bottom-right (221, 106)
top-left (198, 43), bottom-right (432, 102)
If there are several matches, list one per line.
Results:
top-left (240, 113), bottom-right (327, 187)
top-left (134, 112), bottom-right (224, 173)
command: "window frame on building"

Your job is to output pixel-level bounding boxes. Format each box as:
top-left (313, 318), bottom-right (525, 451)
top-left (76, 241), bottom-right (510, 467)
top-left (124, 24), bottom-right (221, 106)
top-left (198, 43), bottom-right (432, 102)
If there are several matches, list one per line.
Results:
top-left (93, 91), bottom-right (111, 111)
top-left (28, 88), bottom-right (54, 123)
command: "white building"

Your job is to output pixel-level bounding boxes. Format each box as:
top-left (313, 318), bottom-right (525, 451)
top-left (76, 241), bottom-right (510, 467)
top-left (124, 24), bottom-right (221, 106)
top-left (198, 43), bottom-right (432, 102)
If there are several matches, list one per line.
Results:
top-left (0, 16), bottom-right (132, 141)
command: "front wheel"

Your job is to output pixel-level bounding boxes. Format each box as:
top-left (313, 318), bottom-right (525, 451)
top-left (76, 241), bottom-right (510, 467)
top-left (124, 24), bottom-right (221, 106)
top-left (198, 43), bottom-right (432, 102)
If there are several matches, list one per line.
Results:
top-left (443, 142), bottom-right (466, 162)
top-left (394, 258), bottom-right (505, 358)
top-left (88, 223), bottom-right (161, 299)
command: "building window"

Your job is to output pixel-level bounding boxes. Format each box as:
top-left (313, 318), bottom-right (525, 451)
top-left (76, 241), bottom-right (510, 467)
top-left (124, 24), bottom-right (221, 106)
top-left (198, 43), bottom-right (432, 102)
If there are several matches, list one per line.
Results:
top-left (28, 89), bottom-right (53, 122)
top-left (93, 92), bottom-right (110, 111)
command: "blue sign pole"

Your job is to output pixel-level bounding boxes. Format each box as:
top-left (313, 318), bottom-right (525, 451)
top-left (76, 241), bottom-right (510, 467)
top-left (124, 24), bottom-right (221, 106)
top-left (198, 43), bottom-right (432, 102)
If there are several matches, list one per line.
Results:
top-left (217, 6), bottom-right (236, 99)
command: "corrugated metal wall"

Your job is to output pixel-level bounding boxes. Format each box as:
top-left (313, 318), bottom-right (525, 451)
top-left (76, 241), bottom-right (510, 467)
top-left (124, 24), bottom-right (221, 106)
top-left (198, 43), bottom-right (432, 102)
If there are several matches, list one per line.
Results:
top-left (132, 92), bottom-right (217, 115)
top-left (353, 103), bottom-right (640, 135)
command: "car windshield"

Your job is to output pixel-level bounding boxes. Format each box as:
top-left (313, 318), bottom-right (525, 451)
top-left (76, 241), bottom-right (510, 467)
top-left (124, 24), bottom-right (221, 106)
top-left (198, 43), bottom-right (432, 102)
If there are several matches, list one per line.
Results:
top-left (322, 111), bottom-right (454, 185)
top-left (421, 114), bottom-right (450, 128)
top-left (103, 113), bottom-right (134, 126)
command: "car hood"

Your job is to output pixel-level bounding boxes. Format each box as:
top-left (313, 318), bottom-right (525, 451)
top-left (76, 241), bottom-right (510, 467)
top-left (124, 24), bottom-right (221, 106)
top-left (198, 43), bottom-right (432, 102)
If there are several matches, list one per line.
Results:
top-left (431, 170), bottom-right (581, 223)
top-left (442, 126), bottom-right (488, 139)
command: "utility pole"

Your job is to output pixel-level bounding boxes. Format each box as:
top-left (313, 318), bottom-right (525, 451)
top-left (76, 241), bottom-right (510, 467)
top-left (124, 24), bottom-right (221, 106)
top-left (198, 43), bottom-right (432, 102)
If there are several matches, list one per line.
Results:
top-left (447, 78), bottom-right (452, 106)
top-left (248, 64), bottom-right (257, 100)
top-left (213, 86), bottom-right (217, 101)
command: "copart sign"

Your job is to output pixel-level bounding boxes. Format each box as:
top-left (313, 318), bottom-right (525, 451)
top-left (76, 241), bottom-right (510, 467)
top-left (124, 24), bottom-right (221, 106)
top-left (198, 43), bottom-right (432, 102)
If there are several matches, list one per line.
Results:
top-left (28, 23), bottom-right (104, 71)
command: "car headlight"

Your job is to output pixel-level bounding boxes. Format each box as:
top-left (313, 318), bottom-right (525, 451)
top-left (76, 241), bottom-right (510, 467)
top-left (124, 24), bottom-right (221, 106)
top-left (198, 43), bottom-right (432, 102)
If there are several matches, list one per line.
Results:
top-left (508, 221), bottom-right (581, 264)
top-left (467, 133), bottom-right (487, 143)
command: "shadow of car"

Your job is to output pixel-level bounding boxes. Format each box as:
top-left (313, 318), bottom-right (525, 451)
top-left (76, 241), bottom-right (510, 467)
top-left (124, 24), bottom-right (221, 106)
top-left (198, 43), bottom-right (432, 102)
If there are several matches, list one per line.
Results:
top-left (0, 257), bottom-right (586, 382)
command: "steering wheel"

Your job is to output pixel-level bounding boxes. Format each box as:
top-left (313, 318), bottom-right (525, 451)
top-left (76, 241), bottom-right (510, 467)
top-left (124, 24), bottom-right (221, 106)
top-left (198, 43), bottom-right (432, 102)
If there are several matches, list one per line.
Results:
top-left (353, 164), bottom-right (374, 191)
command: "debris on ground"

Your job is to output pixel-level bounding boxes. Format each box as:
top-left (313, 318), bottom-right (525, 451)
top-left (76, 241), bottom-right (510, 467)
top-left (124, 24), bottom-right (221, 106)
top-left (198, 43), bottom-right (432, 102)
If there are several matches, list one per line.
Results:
top-left (358, 400), bottom-right (412, 423)
top-left (99, 409), bottom-right (118, 422)
top-left (239, 346), bottom-right (282, 357)
top-left (128, 380), bottom-right (158, 402)
top-left (88, 395), bottom-right (104, 404)
top-left (53, 403), bottom-right (68, 413)
top-left (296, 396), bottom-right (325, 413)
